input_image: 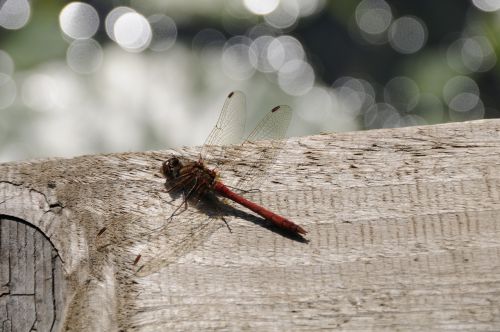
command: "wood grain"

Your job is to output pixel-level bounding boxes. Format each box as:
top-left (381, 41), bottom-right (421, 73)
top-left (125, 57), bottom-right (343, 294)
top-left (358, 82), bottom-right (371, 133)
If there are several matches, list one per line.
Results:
top-left (1, 119), bottom-right (500, 331)
top-left (0, 217), bottom-right (65, 332)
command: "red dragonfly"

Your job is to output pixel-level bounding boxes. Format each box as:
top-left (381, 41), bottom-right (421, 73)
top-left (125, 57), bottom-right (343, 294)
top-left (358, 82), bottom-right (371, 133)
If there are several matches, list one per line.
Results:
top-left (161, 91), bottom-right (307, 234)
top-left (161, 154), bottom-right (306, 235)
top-left (161, 92), bottom-right (306, 237)
top-left (99, 91), bottom-right (306, 275)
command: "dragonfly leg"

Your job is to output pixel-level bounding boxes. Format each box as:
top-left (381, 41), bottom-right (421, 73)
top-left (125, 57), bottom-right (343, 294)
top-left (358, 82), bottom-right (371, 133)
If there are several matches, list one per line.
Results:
top-left (168, 198), bottom-right (188, 220)
top-left (170, 176), bottom-right (200, 217)
top-left (184, 178), bottom-right (204, 202)
top-left (190, 179), bottom-right (211, 207)
top-left (165, 171), bottom-right (197, 193)
top-left (165, 174), bottom-right (202, 222)
top-left (167, 182), bottom-right (196, 219)
top-left (221, 216), bottom-right (232, 233)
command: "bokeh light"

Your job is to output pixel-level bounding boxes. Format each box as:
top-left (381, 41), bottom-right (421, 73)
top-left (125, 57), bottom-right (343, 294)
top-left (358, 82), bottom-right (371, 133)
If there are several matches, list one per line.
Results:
top-left (0, 50), bottom-right (15, 82)
top-left (462, 36), bottom-right (496, 72)
top-left (192, 28), bottom-right (226, 51)
top-left (278, 59), bottom-right (315, 96)
top-left (21, 74), bottom-right (57, 112)
top-left (443, 75), bottom-right (484, 121)
top-left (355, 0), bottom-right (392, 42)
top-left (449, 99), bottom-right (485, 121)
top-left (447, 36), bottom-right (496, 73)
top-left (0, 0), bottom-right (31, 30)
top-left (296, 0), bottom-right (326, 17)
top-left (243, 0), bottom-right (279, 15)
top-left (472, 0), bottom-right (500, 12)
top-left (268, 35), bottom-right (305, 71)
top-left (333, 76), bottom-right (375, 118)
top-left (66, 39), bottom-right (103, 74)
top-left (388, 16), bottom-right (427, 54)
top-left (384, 76), bottom-right (420, 112)
top-left (114, 12), bottom-right (152, 52)
top-left (364, 103), bottom-right (399, 128)
top-left (295, 86), bottom-right (332, 123)
top-left (59, 2), bottom-right (99, 40)
top-left (442, 76), bottom-right (479, 105)
top-left (148, 14), bottom-right (178, 52)
top-left (0, 74), bottom-right (16, 109)
top-left (21, 69), bottom-right (84, 113)
top-left (448, 92), bottom-right (480, 113)
top-left (105, 6), bottom-right (135, 42)
top-left (249, 35), bottom-right (276, 72)
top-left (264, 1), bottom-right (299, 29)
top-left (225, 1), bottom-right (252, 19)
top-left (222, 37), bottom-right (256, 80)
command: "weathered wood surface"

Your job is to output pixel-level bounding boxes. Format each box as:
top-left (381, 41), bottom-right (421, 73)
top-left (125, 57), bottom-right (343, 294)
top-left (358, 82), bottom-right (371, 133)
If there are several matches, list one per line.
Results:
top-left (1, 119), bottom-right (500, 331)
top-left (0, 217), bottom-right (65, 332)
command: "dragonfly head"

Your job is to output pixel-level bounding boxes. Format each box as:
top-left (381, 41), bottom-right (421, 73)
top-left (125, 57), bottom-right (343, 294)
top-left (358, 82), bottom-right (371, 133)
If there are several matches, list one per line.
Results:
top-left (161, 156), bottom-right (183, 180)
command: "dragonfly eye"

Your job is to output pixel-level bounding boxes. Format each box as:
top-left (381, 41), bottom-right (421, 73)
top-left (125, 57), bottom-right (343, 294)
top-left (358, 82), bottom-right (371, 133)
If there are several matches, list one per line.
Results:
top-left (161, 157), bottom-right (183, 179)
top-left (170, 157), bottom-right (180, 167)
top-left (160, 160), bottom-right (169, 177)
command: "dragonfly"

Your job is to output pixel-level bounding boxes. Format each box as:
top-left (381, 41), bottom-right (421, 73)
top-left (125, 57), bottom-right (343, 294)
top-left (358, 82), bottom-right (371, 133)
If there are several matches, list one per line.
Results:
top-left (161, 91), bottom-right (306, 236)
top-left (98, 91), bottom-right (306, 276)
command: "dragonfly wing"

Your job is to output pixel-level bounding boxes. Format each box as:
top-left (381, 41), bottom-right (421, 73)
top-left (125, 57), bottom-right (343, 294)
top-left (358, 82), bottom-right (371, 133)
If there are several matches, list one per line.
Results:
top-left (95, 210), bottom-right (223, 277)
top-left (134, 213), bottom-right (224, 277)
top-left (246, 105), bottom-right (292, 142)
top-left (200, 91), bottom-right (246, 162)
top-left (226, 105), bottom-right (293, 192)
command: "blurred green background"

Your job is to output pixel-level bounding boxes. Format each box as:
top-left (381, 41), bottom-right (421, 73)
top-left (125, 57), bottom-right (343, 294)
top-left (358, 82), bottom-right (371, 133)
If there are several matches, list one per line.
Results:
top-left (0, 0), bottom-right (498, 162)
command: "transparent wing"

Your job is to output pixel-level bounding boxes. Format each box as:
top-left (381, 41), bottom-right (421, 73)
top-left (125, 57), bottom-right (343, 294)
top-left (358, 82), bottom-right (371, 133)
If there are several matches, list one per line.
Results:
top-left (219, 104), bottom-right (292, 191)
top-left (96, 209), bottom-right (224, 277)
top-left (200, 91), bottom-right (246, 161)
top-left (134, 214), bottom-right (223, 276)
top-left (246, 105), bottom-right (292, 143)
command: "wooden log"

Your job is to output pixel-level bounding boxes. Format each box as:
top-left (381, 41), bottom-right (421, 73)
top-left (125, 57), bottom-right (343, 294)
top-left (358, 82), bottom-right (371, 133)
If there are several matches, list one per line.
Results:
top-left (1, 119), bottom-right (500, 331)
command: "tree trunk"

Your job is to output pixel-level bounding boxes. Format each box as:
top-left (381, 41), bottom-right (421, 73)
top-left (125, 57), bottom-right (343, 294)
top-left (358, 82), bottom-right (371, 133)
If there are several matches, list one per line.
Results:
top-left (1, 119), bottom-right (500, 331)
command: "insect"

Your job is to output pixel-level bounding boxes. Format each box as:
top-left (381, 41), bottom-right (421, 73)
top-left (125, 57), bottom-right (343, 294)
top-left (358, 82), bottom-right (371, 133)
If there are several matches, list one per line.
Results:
top-left (162, 155), bottom-right (306, 234)
top-left (161, 91), bottom-right (306, 236)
